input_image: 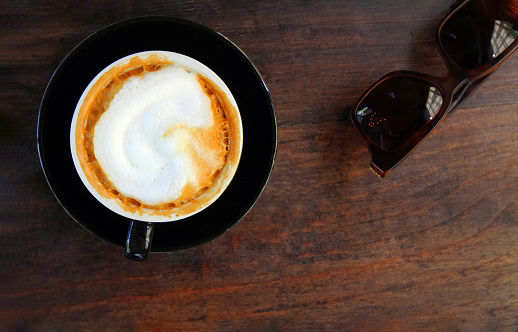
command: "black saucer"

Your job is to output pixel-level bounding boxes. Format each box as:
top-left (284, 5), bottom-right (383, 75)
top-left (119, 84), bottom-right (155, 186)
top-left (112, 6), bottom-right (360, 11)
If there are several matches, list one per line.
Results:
top-left (37, 17), bottom-right (277, 252)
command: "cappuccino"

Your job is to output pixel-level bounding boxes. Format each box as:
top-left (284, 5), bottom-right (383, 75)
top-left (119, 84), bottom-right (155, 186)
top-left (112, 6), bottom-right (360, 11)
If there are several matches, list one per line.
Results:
top-left (71, 52), bottom-right (242, 221)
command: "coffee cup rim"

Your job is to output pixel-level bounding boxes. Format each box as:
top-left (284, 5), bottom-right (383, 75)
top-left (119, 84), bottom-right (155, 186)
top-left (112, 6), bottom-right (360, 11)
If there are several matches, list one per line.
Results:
top-left (70, 50), bottom-right (243, 222)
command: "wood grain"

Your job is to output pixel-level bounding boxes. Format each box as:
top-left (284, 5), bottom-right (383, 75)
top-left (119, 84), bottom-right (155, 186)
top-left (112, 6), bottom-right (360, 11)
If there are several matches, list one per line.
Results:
top-left (1, 0), bottom-right (518, 331)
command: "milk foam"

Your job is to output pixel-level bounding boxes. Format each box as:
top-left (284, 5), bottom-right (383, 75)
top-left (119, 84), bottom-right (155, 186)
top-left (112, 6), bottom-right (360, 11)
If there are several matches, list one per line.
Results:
top-left (93, 65), bottom-right (221, 205)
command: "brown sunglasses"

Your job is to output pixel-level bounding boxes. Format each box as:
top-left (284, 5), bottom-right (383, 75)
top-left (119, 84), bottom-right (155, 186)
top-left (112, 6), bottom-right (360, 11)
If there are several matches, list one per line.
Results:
top-left (348, 0), bottom-right (518, 178)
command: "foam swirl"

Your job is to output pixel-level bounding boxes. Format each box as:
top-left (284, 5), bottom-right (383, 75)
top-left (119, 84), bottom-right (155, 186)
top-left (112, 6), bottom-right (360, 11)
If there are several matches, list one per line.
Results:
top-left (93, 65), bottom-right (225, 205)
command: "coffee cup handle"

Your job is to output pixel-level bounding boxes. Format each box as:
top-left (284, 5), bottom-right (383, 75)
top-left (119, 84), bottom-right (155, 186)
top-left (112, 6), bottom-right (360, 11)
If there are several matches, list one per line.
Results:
top-left (124, 220), bottom-right (154, 261)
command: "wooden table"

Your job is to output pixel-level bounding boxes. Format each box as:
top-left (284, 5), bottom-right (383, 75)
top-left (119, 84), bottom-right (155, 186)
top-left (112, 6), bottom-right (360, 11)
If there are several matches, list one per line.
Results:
top-left (2, 0), bottom-right (518, 330)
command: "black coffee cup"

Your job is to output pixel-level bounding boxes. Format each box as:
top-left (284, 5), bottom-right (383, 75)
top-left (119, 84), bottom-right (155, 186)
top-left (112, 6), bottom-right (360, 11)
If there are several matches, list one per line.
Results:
top-left (38, 17), bottom-right (277, 260)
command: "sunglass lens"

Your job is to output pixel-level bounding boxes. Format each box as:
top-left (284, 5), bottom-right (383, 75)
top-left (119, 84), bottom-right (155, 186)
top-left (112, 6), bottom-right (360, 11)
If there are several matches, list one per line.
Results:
top-left (439, 0), bottom-right (518, 69)
top-left (355, 75), bottom-right (443, 152)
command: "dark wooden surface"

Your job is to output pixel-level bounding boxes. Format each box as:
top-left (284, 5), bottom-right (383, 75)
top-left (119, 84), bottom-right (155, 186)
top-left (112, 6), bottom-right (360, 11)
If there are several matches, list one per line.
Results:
top-left (2, 0), bottom-right (518, 330)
